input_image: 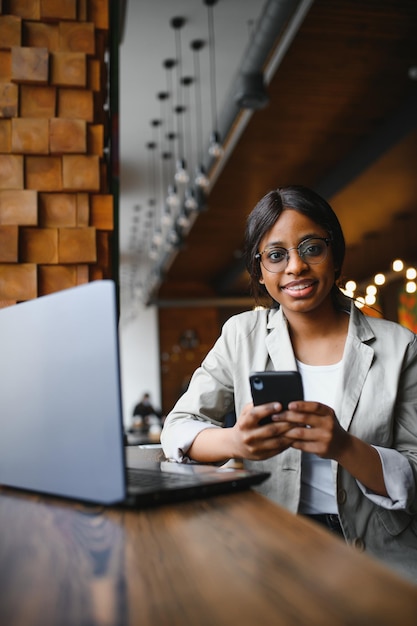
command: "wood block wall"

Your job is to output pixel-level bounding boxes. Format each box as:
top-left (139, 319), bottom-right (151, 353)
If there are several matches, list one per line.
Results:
top-left (0, 0), bottom-right (113, 307)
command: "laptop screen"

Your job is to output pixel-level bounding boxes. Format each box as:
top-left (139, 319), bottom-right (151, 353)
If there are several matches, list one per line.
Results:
top-left (0, 281), bottom-right (127, 504)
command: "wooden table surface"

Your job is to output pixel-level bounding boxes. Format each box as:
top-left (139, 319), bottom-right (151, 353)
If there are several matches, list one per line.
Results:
top-left (0, 486), bottom-right (416, 626)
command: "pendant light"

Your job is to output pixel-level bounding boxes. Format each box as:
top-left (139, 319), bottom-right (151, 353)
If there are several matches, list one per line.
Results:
top-left (170, 17), bottom-right (190, 185)
top-left (204, 0), bottom-right (223, 158)
top-left (190, 38), bottom-right (209, 188)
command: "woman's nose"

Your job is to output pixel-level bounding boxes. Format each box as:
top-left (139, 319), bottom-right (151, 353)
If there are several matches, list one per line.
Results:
top-left (285, 248), bottom-right (308, 273)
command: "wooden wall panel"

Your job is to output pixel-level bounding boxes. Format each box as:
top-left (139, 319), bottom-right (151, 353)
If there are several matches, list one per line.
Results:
top-left (0, 82), bottom-right (18, 116)
top-left (0, 0), bottom-right (112, 301)
top-left (0, 189), bottom-right (37, 224)
top-left (0, 225), bottom-right (18, 261)
top-left (11, 117), bottom-right (49, 153)
top-left (0, 51), bottom-right (12, 80)
top-left (158, 308), bottom-right (220, 414)
top-left (20, 84), bottom-right (56, 117)
top-left (0, 118), bottom-right (11, 150)
top-left (0, 15), bottom-right (21, 48)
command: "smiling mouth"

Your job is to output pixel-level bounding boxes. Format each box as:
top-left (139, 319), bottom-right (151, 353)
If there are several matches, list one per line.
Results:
top-left (281, 280), bottom-right (316, 292)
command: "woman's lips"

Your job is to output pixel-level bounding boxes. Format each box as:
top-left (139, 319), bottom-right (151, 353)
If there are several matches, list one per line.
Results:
top-left (281, 280), bottom-right (317, 295)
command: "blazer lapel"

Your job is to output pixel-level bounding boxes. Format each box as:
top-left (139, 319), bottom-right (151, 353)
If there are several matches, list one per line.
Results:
top-left (338, 304), bottom-right (375, 431)
top-left (265, 308), bottom-right (298, 371)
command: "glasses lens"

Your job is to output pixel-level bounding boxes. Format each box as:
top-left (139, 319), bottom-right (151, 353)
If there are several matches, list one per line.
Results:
top-left (299, 238), bottom-right (328, 263)
top-left (263, 247), bottom-right (287, 271)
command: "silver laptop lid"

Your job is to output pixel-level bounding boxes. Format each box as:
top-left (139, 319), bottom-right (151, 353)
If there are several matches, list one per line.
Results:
top-left (0, 280), bottom-right (126, 504)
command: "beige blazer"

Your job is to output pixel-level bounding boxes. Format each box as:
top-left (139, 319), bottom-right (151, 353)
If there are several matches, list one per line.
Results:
top-left (162, 302), bottom-right (417, 583)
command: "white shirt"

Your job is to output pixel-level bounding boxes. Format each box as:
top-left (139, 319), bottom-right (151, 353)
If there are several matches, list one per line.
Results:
top-left (297, 359), bottom-right (342, 514)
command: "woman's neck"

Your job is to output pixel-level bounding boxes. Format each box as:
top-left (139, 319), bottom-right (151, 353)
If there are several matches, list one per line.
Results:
top-left (284, 305), bottom-right (349, 366)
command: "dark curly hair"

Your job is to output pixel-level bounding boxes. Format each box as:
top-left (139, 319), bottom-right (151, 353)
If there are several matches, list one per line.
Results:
top-left (244, 185), bottom-right (346, 304)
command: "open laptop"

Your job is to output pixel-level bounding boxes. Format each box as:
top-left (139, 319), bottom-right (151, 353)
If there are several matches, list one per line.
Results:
top-left (0, 280), bottom-right (269, 507)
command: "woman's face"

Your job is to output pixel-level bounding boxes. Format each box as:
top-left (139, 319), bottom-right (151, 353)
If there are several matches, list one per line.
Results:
top-left (258, 209), bottom-right (336, 317)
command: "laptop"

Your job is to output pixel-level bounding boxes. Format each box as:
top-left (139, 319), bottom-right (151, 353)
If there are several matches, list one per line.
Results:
top-left (0, 280), bottom-right (269, 507)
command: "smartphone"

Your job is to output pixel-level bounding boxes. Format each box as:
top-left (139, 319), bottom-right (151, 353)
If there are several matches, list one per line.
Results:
top-left (249, 371), bottom-right (304, 425)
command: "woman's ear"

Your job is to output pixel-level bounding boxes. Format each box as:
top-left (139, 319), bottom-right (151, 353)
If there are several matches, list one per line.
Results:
top-left (259, 276), bottom-right (265, 285)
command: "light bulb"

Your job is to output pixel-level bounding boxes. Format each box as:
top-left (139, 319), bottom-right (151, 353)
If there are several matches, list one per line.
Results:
top-left (195, 165), bottom-right (209, 188)
top-left (345, 280), bottom-right (357, 292)
top-left (392, 259), bottom-right (404, 272)
top-left (374, 273), bottom-right (385, 285)
top-left (365, 293), bottom-right (376, 306)
top-left (174, 159), bottom-right (189, 184)
top-left (184, 188), bottom-right (198, 211)
top-left (149, 244), bottom-right (159, 259)
top-left (208, 132), bottom-right (223, 157)
top-left (152, 229), bottom-right (162, 246)
top-left (166, 185), bottom-right (180, 209)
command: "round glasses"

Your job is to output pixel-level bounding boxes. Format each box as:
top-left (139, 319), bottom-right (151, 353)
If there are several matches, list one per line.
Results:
top-left (256, 237), bottom-right (331, 273)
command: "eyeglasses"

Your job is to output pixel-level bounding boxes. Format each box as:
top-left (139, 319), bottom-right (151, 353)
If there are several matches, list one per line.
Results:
top-left (255, 237), bottom-right (331, 273)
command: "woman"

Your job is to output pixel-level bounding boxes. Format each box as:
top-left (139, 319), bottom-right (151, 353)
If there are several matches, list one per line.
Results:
top-left (161, 185), bottom-right (417, 583)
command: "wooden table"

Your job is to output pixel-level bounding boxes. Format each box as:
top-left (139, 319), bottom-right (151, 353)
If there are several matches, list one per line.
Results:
top-left (0, 486), bottom-right (416, 626)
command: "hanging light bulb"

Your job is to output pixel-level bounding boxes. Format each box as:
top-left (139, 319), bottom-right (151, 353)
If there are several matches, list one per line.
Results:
top-left (166, 227), bottom-right (182, 249)
top-left (345, 280), bottom-right (357, 293)
top-left (173, 102), bottom-right (189, 183)
top-left (190, 38), bottom-right (209, 189)
top-left (151, 227), bottom-right (163, 247)
top-left (204, 0), bottom-right (223, 159)
top-left (176, 210), bottom-right (191, 230)
top-left (170, 18), bottom-right (190, 186)
top-left (175, 157), bottom-right (189, 184)
top-left (149, 242), bottom-right (159, 260)
top-left (365, 293), bottom-right (376, 306)
top-left (366, 284), bottom-right (377, 296)
top-left (166, 183), bottom-right (180, 210)
top-left (195, 165), bottom-right (209, 188)
top-left (208, 131), bottom-right (223, 157)
top-left (184, 187), bottom-right (199, 211)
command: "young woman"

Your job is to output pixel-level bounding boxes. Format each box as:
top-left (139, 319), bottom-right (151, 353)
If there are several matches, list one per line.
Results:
top-left (161, 185), bottom-right (417, 583)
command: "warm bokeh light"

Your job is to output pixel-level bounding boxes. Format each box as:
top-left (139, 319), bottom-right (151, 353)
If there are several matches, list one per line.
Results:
top-left (374, 273), bottom-right (385, 285)
top-left (345, 280), bottom-right (357, 292)
top-left (355, 296), bottom-right (365, 309)
top-left (406, 281), bottom-right (417, 294)
top-left (406, 267), bottom-right (417, 280)
top-left (366, 285), bottom-right (377, 296)
top-left (392, 259), bottom-right (404, 272)
top-left (365, 294), bottom-right (376, 305)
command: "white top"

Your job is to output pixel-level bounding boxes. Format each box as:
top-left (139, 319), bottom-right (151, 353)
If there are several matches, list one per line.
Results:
top-left (297, 359), bottom-right (342, 514)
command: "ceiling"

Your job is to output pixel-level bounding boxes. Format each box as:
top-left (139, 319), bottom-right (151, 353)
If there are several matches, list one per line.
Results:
top-left (119, 0), bottom-right (417, 318)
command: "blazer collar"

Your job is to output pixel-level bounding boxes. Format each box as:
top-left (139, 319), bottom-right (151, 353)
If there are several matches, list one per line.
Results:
top-left (339, 302), bottom-right (375, 429)
top-left (265, 307), bottom-right (298, 371)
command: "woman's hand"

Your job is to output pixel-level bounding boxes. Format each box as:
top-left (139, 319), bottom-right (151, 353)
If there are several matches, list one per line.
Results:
top-left (229, 402), bottom-right (295, 460)
top-left (277, 400), bottom-right (388, 496)
top-left (272, 400), bottom-right (349, 459)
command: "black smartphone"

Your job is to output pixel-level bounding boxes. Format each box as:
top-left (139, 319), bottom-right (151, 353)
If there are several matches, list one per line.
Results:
top-left (249, 371), bottom-right (304, 425)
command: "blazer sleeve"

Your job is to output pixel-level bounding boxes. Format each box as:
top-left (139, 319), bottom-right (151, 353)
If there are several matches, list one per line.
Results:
top-left (160, 314), bottom-right (241, 461)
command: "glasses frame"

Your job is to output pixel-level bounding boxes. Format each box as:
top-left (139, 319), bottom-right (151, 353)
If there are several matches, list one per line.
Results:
top-left (255, 236), bottom-right (331, 273)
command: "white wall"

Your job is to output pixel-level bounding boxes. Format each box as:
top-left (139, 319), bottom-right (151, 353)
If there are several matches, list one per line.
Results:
top-left (119, 304), bottom-right (161, 429)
